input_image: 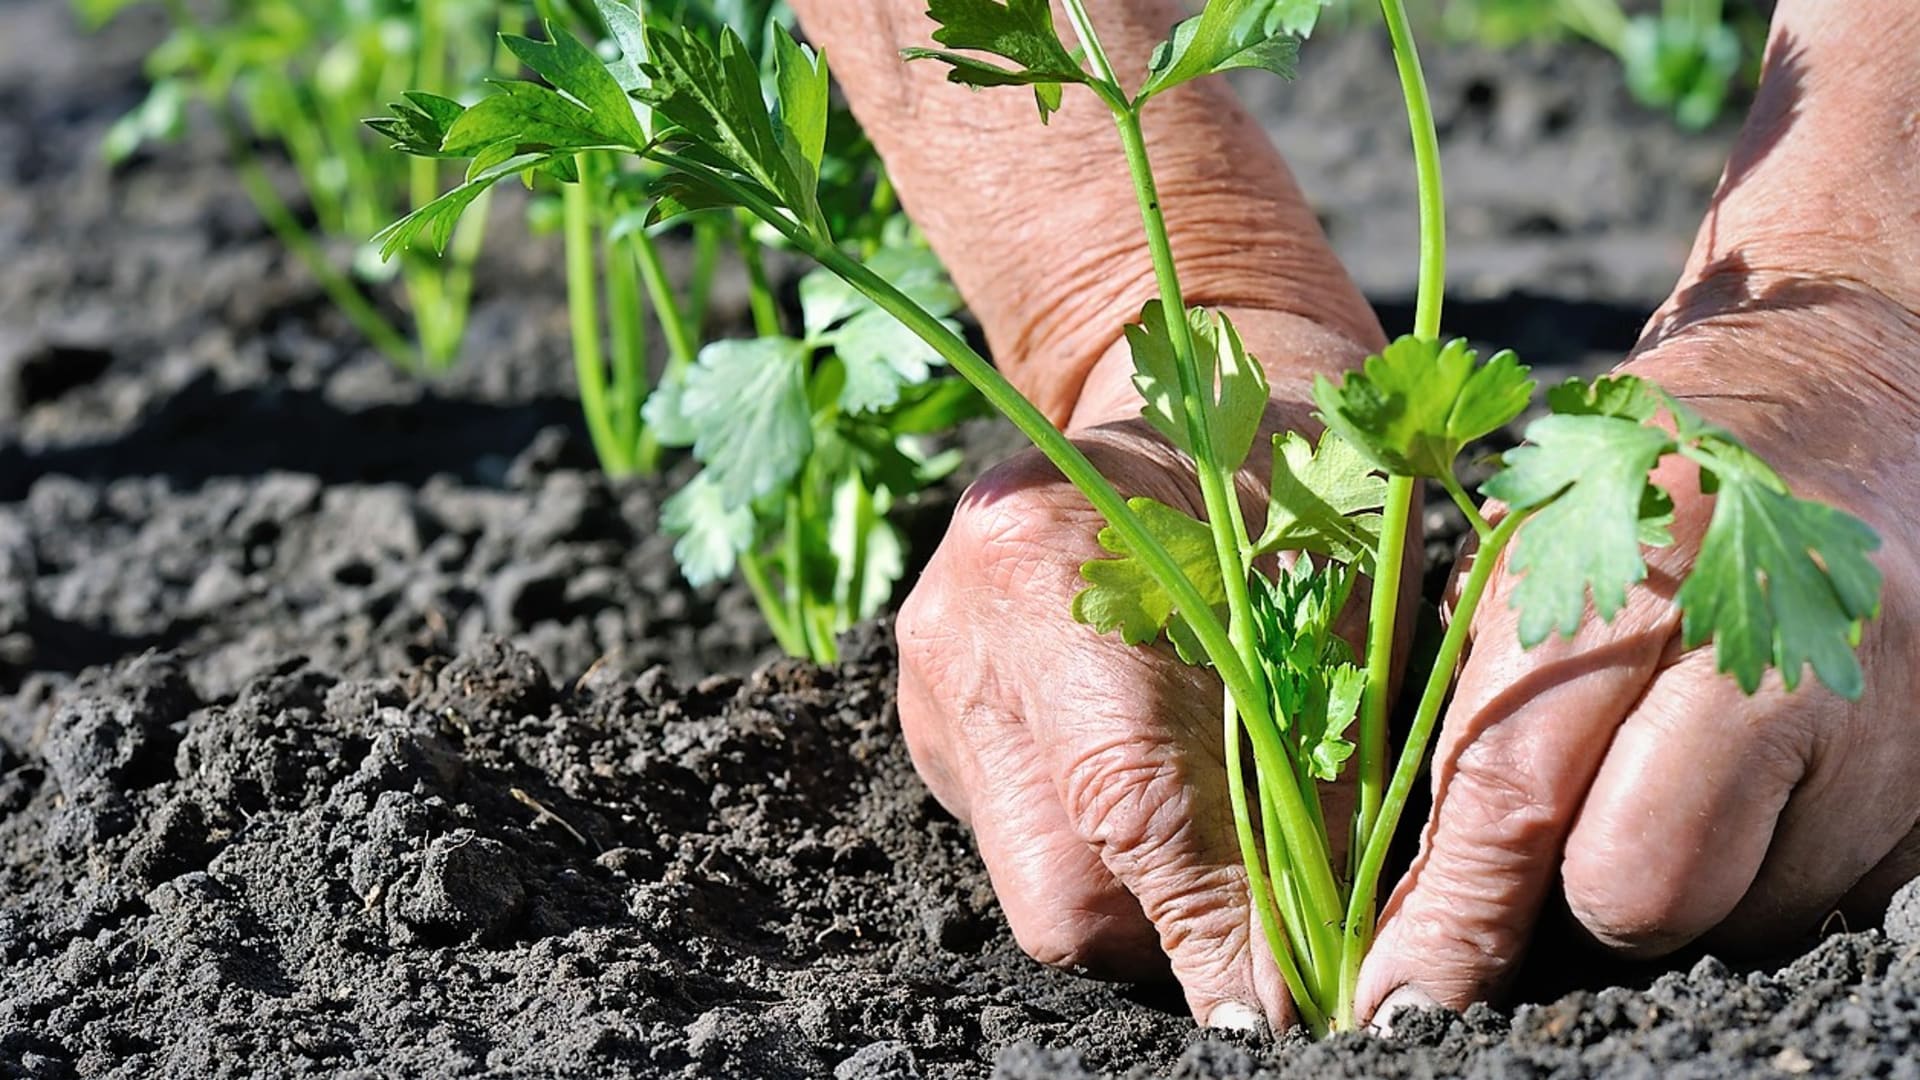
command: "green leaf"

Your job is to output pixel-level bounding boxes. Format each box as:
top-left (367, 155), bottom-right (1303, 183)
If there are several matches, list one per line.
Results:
top-left (640, 368), bottom-right (699, 447)
top-left (910, 0), bottom-right (1087, 80)
top-left (1255, 430), bottom-right (1386, 565)
top-left (800, 246), bottom-right (964, 414)
top-left (1620, 14), bottom-right (1741, 130)
top-left (1483, 414), bottom-right (1677, 646)
top-left (1303, 664), bottom-right (1364, 782)
top-left (1073, 498), bottom-right (1224, 647)
top-left (641, 21), bottom-right (828, 236)
top-left (101, 78), bottom-right (187, 163)
top-left (440, 81), bottom-right (632, 157)
top-left (1545, 373), bottom-right (1663, 421)
top-left (902, 0), bottom-right (1088, 120)
top-left (1139, 0), bottom-right (1312, 103)
top-left (876, 377), bottom-right (992, 436)
top-left (1314, 336), bottom-right (1535, 479)
top-left (830, 474), bottom-right (906, 621)
top-left (505, 22), bottom-right (651, 148)
top-left (593, 0), bottom-right (653, 94)
top-left (1251, 558), bottom-right (1361, 781)
top-left (662, 471), bottom-right (757, 587)
top-left (772, 25), bottom-right (829, 176)
top-left (1675, 432), bottom-right (1882, 698)
top-left (679, 337), bottom-right (815, 507)
top-left (369, 91), bottom-right (468, 158)
top-left (373, 152), bottom-right (564, 259)
top-left (800, 246), bottom-right (961, 339)
top-left (1127, 303), bottom-right (1271, 473)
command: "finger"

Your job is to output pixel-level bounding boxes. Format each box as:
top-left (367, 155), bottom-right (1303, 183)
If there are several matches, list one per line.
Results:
top-left (1031, 646), bottom-right (1296, 1030)
top-left (1355, 592), bottom-right (1675, 1023)
top-left (1714, 678), bottom-right (1920, 945)
top-left (1560, 649), bottom-right (1814, 956)
top-left (958, 706), bottom-right (1166, 981)
top-left (895, 606), bottom-right (973, 818)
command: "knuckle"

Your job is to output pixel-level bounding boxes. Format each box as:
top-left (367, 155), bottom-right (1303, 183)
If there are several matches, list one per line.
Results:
top-left (893, 576), bottom-right (948, 662)
top-left (1443, 740), bottom-right (1561, 855)
top-left (1058, 735), bottom-right (1188, 860)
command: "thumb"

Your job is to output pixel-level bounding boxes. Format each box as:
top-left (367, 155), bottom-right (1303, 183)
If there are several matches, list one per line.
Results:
top-left (1354, 597), bottom-right (1671, 1027)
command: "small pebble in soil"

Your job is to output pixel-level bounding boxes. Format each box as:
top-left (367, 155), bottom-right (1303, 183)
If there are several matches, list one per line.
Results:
top-left (834, 1039), bottom-right (922, 1080)
top-left (1890, 878), bottom-right (1920, 947)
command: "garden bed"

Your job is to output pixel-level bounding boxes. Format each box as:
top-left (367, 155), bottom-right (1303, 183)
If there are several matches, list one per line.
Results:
top-left (3, 1), bottom-right (1916, 1076)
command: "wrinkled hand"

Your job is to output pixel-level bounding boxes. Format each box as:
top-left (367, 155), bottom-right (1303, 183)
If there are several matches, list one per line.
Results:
top-left (1359, 279), bottom-right (1920, 1026)
top-left (1358, 0), bottom-right (1920, 1022)
top-left (897, 313), bottom-right (1373, 1029)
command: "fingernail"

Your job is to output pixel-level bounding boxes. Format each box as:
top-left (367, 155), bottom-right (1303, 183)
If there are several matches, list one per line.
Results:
top-left (1205, 1001), bottom-right (1263, 1032)
top-left (1369, 985), bottom-right (1436, 1038)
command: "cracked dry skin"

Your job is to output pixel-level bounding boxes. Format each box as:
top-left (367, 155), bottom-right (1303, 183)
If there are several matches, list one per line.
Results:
top-left (5, 0), bottom-right (1918, 1074)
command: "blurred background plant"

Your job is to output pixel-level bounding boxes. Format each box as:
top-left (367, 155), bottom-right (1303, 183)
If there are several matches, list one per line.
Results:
top-left (1322, 0), bottom-right (1764, 129)
top-left (78, 0), bottom-right (517, 371)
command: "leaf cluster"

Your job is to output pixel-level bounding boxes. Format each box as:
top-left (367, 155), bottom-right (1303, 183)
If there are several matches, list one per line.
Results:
top-left (372, 0), bottom-right (836, 259)
top-left (902, 0), bottom-right (1330, 119)
top-left (1485, 376), bottom-right (1882, 697)
top-left (645, 231), bottom-right (984, 636)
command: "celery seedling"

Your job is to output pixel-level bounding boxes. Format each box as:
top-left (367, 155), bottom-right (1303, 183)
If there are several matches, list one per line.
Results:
top-left (377, 0), bottom-right (1881, 1032)
top-left (646, 227), bottom-right (984, 661)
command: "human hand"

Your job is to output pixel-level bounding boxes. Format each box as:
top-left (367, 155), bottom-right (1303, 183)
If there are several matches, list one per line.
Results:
top-left (1357, 279), bottom-right (1920, 1026)
top-left (1358, 0), bottom-right (1920, 1018)
top-left (897, 312), bottom-right (1378, 1030)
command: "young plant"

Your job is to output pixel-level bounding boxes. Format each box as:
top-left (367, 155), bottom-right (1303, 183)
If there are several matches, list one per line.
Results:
top-left (375, 3), bottom-right (982, 660)
top-left (642, 224), bottom-right (985, 662)
top-left (82, 0), bottom-right (515, 370)
top-left (377, 0), bottom-right (1881, 1032)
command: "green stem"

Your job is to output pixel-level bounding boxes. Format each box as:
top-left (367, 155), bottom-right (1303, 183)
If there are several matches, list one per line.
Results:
top-left (1441, 471), bottom-right (1494, 540)
top-left (782, 492), bottom-right (835, 663)
top-left (1072, 0), bottom-right (1353, 1007)
top-left (842, 478), bottom-right (875, 621)
top-left (1258, 761), bottom-right (1323, 999)
top-left (605, 219), bottom-right (648, 458)
top-left (634, 228), bottom-right (700, 373)
top-left (422, 0), bottom-right (526, 374)
top-left (1354, 475), bottom-right (1414, 873)
top-left (629, 226), bottom-right (696, 475)
top-left (688, 219), bottom-right (722, 336)
top-left (1383, 0), bottom-right (1447, 344)
top-left (565, 155), bottom-right (629, 475)
top-left (1226, 696), bottom-right (1327, 1037)
top-left (741, 228), bottom-right (784, 338)
top-left (407, 0), bottom-right (449, 327)
top-left (1337, 510), bottom-right (1528, 1031)
top-left (740, 550), bottom-right (808, 657)
top-left (1329, 0), bottom-right (1452, 1032)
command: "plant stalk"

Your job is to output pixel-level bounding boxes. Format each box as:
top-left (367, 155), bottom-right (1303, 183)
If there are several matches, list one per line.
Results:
top-left (1336, 509), bottom-right (1529, 1030)
top-left (565, 154), bottom-right (629, 475)
top-left (1066, 0), bottom-right (1353, 1002)
top-left (218, 107), bottom-right (417, 369)
top-left (1337, 0), bottom-right (1451, 1031)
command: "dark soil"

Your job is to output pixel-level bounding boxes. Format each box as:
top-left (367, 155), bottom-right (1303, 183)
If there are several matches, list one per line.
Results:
top-left (4, 1), bottom-right (1916, 1077)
